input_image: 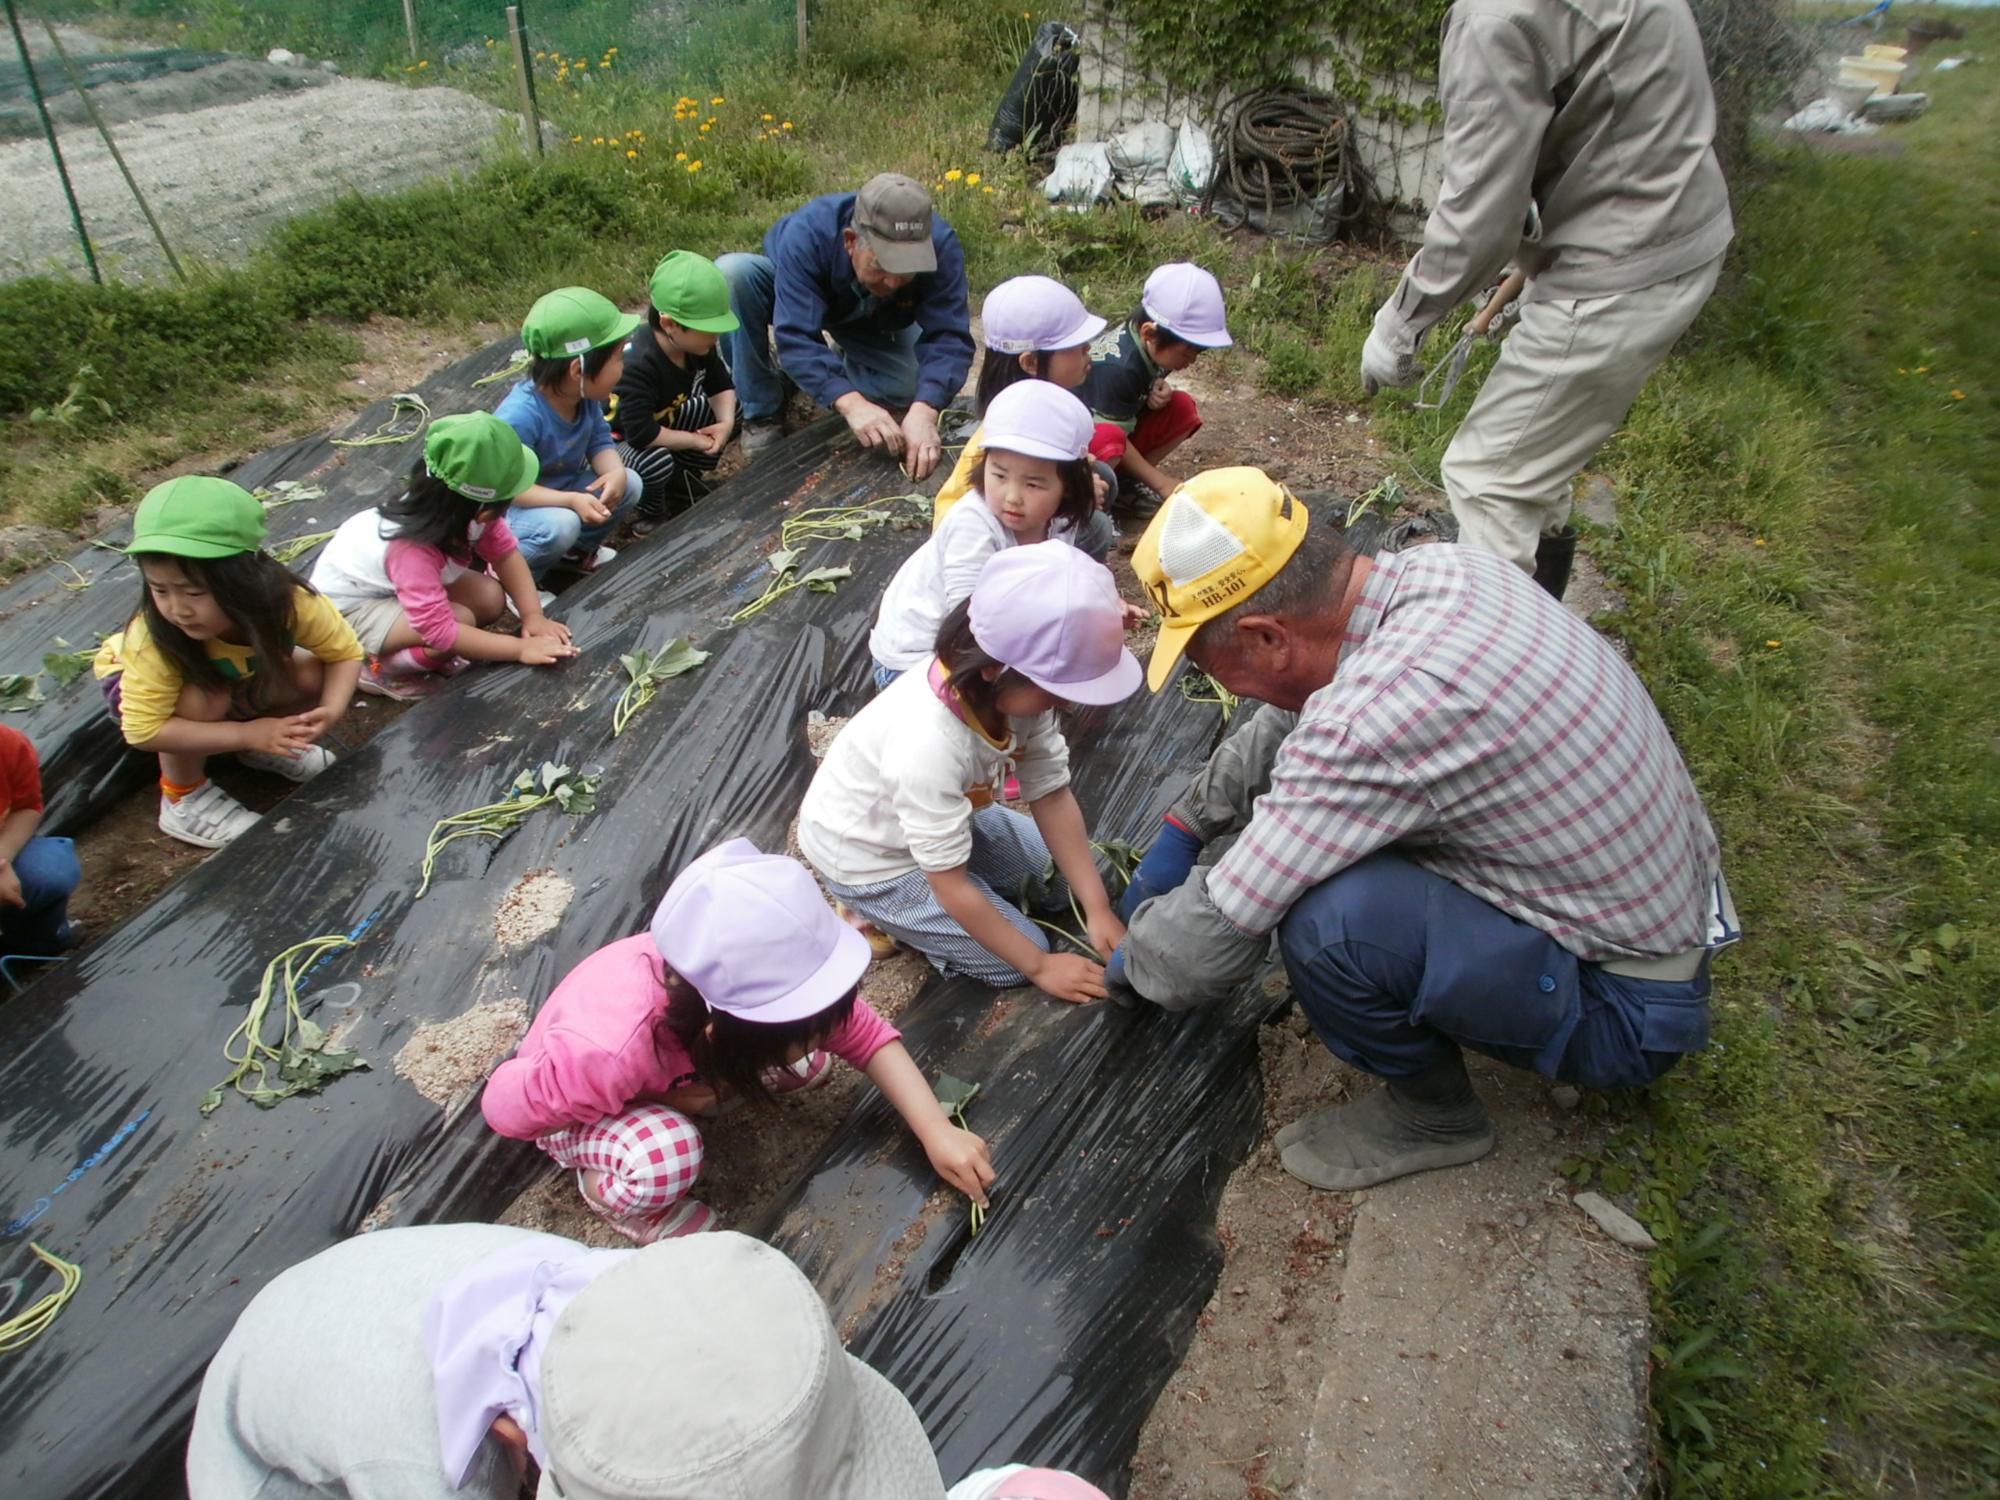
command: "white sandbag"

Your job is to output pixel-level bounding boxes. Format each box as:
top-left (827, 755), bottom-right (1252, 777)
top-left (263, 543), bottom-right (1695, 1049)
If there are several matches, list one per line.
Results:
top-left (1168, 119), bottom-right (1215, 206)
top-left (1042, 141), bottom-right (1113, 210)
top-left (1106, 120), bottom-right (1176, 209)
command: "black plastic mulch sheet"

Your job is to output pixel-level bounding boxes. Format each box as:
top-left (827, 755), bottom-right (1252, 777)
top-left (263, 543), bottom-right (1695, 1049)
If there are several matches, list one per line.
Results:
top-left (0, 340), bottom-right (527, 836)
top-left (0, 418), bottom-right (927, 1499)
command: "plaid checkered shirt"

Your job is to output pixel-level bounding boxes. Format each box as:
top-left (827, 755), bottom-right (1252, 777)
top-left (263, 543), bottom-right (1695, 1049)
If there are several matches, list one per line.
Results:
top-left (1205, 544), bottom-right (1720, 960)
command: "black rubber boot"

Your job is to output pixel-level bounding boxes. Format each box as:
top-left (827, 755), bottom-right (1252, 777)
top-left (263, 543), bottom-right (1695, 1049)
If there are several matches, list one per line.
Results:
top-left (1532, 526), bottom-right (1578, 601)
top-left (1276, 1053), bottom-right (1496, 1191)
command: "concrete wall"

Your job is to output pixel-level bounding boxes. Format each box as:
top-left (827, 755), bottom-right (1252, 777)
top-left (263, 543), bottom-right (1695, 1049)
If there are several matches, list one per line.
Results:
top-left (1071, 1), bottom-right (1448, 232)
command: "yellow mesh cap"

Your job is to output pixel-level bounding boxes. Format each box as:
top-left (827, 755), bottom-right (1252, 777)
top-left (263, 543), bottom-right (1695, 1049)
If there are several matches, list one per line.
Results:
top-left (1130, 467), bottom-right (1309, 691)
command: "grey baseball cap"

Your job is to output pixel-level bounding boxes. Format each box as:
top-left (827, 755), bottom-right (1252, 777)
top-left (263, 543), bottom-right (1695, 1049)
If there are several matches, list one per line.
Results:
top-left (852, 172), bottom-right (938, 275)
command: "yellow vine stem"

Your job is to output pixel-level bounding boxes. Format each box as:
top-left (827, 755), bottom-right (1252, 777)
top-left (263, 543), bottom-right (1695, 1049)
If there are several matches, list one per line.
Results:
top-left (217, 934), bottom-right (358, 1101)
top-left (0, 1243), bottom-right (83, 1353)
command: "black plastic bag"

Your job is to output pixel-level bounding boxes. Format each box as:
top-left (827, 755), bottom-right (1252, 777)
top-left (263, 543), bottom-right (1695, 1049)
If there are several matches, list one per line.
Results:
top-left (987, 20), bottom-right (1080, 155)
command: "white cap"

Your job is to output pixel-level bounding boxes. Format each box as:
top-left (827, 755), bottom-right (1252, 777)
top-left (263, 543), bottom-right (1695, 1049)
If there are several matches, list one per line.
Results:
top-left (980, 380), bottom-right (1095, 463)
top-left (969, 541), bottom-right (1142, 707)
top-left (982, 275), bottom-right (1107, 355)
top-left (1143, 262), bottom-right (1233, 348)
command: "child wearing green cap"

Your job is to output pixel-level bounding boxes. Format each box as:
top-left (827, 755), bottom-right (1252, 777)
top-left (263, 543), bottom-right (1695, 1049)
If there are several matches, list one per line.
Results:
top-left (610, 251), bottom-right (740, 537)
top-left (92, 477), bottom-right (365, 850)
top-left (496, 287), bottom-right (646, 579)
top-left (312, 413), bottom-right (580, 699)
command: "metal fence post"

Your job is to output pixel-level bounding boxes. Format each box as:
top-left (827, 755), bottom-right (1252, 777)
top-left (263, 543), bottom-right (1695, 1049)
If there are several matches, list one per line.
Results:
top-left (506, 5), bottom-right (542, 156)
top-left (38, 17), bottom-right (185, 281)
top-left (4, 0), bottom-right (99, 283)
top-left (402, 0), bottom-right (420, 62)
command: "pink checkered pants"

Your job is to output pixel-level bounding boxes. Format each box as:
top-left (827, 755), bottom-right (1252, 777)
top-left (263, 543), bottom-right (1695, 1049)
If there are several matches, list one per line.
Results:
top-left (537, 1105), bottom-right (705, 1219)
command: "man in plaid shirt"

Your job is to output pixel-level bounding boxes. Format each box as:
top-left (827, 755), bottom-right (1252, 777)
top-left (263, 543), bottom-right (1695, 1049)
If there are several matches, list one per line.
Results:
top-left (1112, 468), bottom-right (1732, 1192)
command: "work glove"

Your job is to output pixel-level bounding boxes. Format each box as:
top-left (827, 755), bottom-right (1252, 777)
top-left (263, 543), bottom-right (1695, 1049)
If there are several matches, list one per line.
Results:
top-left (1103, 944), bottom-right (1140, 1008)
top-left (1118, 818), bottom-right (1204, 921)
top-left (1360, 325), bottom-right (1421, 396)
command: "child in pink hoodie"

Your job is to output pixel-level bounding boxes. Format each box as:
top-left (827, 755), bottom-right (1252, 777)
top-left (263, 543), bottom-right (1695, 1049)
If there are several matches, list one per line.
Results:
top-left (483, 839), bottom-right (995, 1242)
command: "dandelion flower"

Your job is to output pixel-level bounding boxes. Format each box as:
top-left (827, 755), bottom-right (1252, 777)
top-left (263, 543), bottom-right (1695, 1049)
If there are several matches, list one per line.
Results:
top-left (418, 59), bottom-right (430, 68)
top-left (571, 134), bottom-right (583, 143)
top-left (676, 150), bottom-right (687, 160)
top-left (627, 149), bottom-right (639, 159)
top-left (966, 172), bottom-right (982, 186)
top-left (945, 168), bottom-right (963, 182)
top-left (576, 58), bottom-right (588, 68)
top-left (711, 95), bottom-right (725, 104)
top-left (689, 160), bottom-right (703, 172)
top-left (763, 113), bottom-right (775, 121)
top-left (1951, 389), bottom-right (1966, 400)
top-left (1916, 365), bottom-right (1930, 374)
top-left (593, 136), bottom-right (605, 145)
top-left (782, 121), bottom-right (793, 129)
top-left (982, 185), bottom-right (996, 194)
top-left (1766, 639), bottom-right (1782, 649)
top-left (1752, 537), bottom-right (1766, 547)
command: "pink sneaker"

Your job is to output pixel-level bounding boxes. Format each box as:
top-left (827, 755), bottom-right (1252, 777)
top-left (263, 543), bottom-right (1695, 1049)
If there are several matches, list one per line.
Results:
top-left (358, 652), bottom-right (449, 701)
top-left (577, 1171), bottom-right (716, 1243)
top-left (762, 1050), bottom-right (835, 1096)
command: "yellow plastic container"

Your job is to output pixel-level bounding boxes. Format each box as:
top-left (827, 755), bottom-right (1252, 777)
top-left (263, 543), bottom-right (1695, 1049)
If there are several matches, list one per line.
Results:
top-left (1838, 55), bottom-right (1907, 95)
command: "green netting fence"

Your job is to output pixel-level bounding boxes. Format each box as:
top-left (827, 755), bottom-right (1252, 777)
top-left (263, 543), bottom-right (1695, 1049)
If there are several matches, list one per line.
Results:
top-left (30, 1), bottom-right (797, 87)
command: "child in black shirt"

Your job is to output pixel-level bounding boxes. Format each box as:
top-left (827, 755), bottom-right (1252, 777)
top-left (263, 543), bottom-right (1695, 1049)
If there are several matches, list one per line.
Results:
top-left (611, 252), bottom-right (741, 534)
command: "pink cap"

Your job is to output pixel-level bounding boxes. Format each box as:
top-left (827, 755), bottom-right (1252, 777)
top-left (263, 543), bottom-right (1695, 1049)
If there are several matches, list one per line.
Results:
top-left (981, 380), bottom-right (1095, 464)
top-left (1143, 262), bottom-right (1233, 348)
top-left (982, 275), bottom-right (1107, 355)
top-left (969, 541), bottom-right (1142, 707)
top-left (984, 1470), bottom-right (1111, 1500)
top-left (651, 839), bottom-right (871, 1024)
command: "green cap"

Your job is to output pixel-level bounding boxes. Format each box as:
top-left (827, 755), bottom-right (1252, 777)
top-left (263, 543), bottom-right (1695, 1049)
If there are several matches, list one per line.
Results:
top-left (520, 287), bottom-right (642, 360)
top-left (128, 476), bottom-right (268, 559)
top-left (648, 251), bottom-right (740, 333)
top-left (424, 412), bottom-right (540, 503)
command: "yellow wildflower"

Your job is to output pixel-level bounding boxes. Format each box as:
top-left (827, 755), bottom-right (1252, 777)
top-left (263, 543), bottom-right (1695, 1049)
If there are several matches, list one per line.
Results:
top-left (576, 58), bottom-right (588, 68)
top-left (1917, 365), bottom-right (1930, 374)
top-left (782, 121), bottom-right (793, 130)
top-left (627, 149), bottom-right (639, 159)
top-left (711, 95), bottom-right (725, 104)
top-left (593, 136), bottom-right (605, 145)
top-left (571, 134), bottom-right (583, 143)
top-left (982, 185), bottom-right (996, 194)
top-left (944, 168), bottom-right (963, 182)
top-left (1951, 389), bottom-right (1966, 400)
top-left (762, 113), bottom-right (775, 121)
top-left (1766, 640), bottom-right (1782, 649)
top-left (1752, 537), bottom-right (1766, 547)
top-left (418, 59), bottom-right (429, 68)
top-left (688, 160), bottom-right (704, 172)
top-left (966, 172), bottom-right (982, 186)
top-left (676, 150), bottom-right (687, 160)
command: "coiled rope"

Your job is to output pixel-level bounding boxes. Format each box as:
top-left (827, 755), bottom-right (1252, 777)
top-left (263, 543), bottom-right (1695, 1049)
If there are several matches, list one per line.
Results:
top-left (1203, 86), bottom-right (1374, 231)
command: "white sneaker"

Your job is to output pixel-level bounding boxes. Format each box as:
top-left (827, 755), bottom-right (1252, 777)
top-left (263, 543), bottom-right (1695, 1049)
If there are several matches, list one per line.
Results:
top-left (236, 744), bottom-right (336, 782)
top-left (158, 782), bottom-right (260, 849)
top-left (587, 544), bottom-right (618, 570)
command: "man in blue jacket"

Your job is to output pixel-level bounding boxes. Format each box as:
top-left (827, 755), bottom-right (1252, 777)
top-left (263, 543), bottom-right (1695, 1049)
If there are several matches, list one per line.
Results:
top-left (718, 173), bottom-right (975, 481)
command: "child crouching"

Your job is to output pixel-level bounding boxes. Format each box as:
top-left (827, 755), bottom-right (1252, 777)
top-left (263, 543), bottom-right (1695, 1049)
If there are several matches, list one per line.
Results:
top-left (312, 413), bottom-right (578, 699)
top-left (94, 477), bottom-right (363, 849)
top-left (483, 839), bottom-right (993, 1244)
top-left (802, 542), bottom-right (1140, 1003)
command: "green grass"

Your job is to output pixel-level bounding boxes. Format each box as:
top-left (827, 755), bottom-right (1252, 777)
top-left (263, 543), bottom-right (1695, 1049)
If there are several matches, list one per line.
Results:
top-left (1563, 16), bottom-right (1999, 1491)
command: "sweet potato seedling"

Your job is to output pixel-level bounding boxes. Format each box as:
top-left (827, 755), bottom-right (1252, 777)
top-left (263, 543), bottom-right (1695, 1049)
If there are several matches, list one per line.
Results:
top-left (612, 638), bottom-right (710, 735)
top-left (200, 933), bottom-right (365, 1114)
top-left (934, 1073), bottom-right (986, 1234)
top-left (416, 762), bottom-right (600, 898)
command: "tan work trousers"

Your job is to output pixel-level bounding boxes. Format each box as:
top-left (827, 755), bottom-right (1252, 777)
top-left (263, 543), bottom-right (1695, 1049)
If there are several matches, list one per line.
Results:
top-left (1443, 254), bottom-right (1724, 571)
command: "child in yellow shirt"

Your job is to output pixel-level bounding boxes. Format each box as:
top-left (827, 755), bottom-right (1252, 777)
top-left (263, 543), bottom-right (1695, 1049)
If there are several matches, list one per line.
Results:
top-left (94, 477), bottom-right (364, 850)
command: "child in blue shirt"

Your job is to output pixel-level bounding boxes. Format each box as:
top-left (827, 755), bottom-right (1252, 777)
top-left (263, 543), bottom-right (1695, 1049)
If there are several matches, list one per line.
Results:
top-left (496, 288), bottom-right (644, 579)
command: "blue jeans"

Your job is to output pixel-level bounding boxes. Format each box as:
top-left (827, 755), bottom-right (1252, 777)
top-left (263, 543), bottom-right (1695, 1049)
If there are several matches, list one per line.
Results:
top-left (505, 467), bottom-right (642, 579)
top-left (872, 662), bottom-right (902, 691)
top-left (0, 836), bottom-right (81, 957)
top-left (1275, 853), bottom-right (1711, 1091)
top-left (717, 252), bottom-right (921, 423)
